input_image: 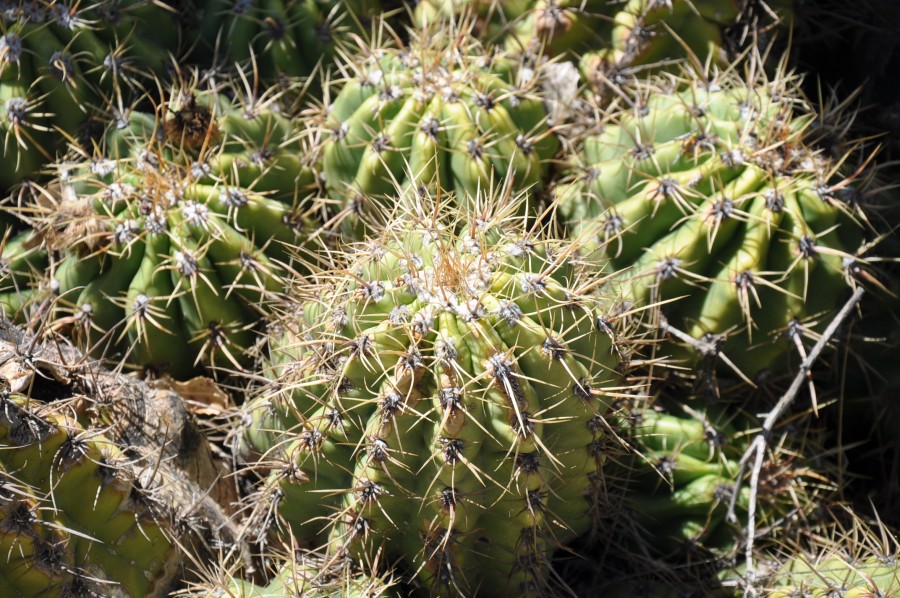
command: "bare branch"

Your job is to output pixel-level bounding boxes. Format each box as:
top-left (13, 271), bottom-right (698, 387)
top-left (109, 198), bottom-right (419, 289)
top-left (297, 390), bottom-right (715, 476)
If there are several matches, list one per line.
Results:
top-left (725, 286), bottom-right (865, 596)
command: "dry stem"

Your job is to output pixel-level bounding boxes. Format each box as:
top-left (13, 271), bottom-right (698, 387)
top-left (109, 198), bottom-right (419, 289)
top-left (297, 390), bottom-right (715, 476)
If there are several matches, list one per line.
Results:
top-left (725, 286), bottom-right (865, 596)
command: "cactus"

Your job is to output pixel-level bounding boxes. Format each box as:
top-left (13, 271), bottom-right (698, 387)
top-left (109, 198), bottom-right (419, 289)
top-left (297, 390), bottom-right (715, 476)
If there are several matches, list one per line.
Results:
top-left (19, 80), bottom-right (323, 378)
top-left (0, 0), bottom-right (182, 188)
top-left (554, 64), bottom-right (867, 379)
top-left (413, 1), bottom-right (791, 84)
top-left (754, 510), bottom-right (900, 598)
top-left (768, 554), bottom-right (900, 597)
top-left (182, 0), bottom-right (380, 85)
top-left (605, 399), bottom-right (829, 565)
top-left (0, 391), bottom-right (183, 596)
top-left (414, 0), bottom-right (605, 58)
top-left (577, 0), bottom-right (768, 93)
top-left (318, 27), bottom-right (560, 236)
top-left (617, 405), bottom-right (752, 557)
top-left (0, 228), bottom-right (47, 319)
top-left (238, 191), bottom-right (633, 596)
top-left (178, 550), bottom-right (398, 597)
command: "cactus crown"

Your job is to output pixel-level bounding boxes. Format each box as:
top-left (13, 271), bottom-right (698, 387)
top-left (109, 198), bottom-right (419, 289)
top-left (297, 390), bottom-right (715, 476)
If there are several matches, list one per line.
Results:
top-left (239, 189), bottom-right (638, 595)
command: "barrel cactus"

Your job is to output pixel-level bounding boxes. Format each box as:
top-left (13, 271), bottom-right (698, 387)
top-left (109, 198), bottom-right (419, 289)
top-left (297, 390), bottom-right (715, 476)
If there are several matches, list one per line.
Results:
top-left (0, 0), bottom-right (181, 188)
top-left (239, 193), bottom-right (632, 595)
top-left (180, 550), bottom-right (398, 597)
top-left (0, 390), bottom-right (182, 596)
top-left (767, 552), bottom-right (900, 597)
top-left (183, 0), bottom-right (380, 84)
top-left (553, 65), bottom-right (866, 379)
top-left (318, 29), bottom-right (560, 236)
top-left (413, 1), bottom-right (791, 85)
top-left (22, 82), bottom-right (322, 378)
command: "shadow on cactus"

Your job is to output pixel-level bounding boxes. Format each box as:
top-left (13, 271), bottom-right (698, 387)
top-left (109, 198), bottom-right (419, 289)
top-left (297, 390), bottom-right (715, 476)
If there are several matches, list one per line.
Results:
top-left (0, 0), bottom-right (184, 188)
top-left (0, 389), bottom-right (184, 596)
top-left (235, 186), bottom-right (645, 596)
top-left (181, 0), bottom-right (381, 94)
top-left (13, 72), bottom-right (325, 380)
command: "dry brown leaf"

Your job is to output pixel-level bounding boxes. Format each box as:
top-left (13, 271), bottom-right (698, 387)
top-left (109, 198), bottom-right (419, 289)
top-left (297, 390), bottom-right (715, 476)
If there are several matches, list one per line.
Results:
top-left (151, 374), bottom-right (233, 415)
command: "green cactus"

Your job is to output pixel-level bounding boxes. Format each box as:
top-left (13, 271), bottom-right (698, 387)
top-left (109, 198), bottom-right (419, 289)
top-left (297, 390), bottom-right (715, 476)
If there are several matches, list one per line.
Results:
top-left (578, 0), bottom-right (746, 90)
top-left (239, 192), bottom-right (632, 596)
top-left (183, 0), bottom-right (380, 85)
top-left (19, 82), bottom-right (323, 378)
top-left (608, 401), bottom-right (827, 562)
top-left (0, 392), bottom-right (183, 597)
top-left (182, 551), bottom-right (398, 597)
top-left (755, 508), bottom-right (900, 598)
top-left (414, 0), bottom-right (604, 57)
top-left (767, 554), bottom-right (900, 597)
top-left (554, 64), bottom-right (867, 379)
top-left (0, 227), bottom-right (47, 319)
top-left (414, 1), bottom-right (791, 83)
top-left (0, 0), bottom-right (182, 188)
top-left (318, 28), bottom-right (561, 236)
top-left (619, 406), bottom-right (751, 557)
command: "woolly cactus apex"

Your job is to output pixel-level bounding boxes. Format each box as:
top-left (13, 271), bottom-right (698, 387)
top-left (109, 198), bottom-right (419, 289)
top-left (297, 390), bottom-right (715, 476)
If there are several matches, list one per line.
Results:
top-left (176, 548), bottom-right (398, 597)
top-left (318, 25), bottom-right (561, 237)
top-left (0, 0), bottom-right (182, 187)
top-left (20, 78), bottom-right (324, 379)
top-left (554, 63), bottom-right (869, 380)
top-left (239, 191), bottom-right (635, 596)
top-left (0, 391), bottom-right (183, 597)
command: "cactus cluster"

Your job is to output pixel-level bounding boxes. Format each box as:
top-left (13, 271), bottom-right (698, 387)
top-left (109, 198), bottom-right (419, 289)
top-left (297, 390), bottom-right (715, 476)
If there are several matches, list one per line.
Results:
top-left (1, 0), bottom-right (898, 597)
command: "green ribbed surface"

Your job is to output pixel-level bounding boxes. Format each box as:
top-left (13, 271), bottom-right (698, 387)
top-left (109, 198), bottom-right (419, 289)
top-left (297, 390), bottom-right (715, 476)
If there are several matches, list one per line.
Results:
top-left (242, 197), bottom-right (628, 595)
top-left (555, 69), bottom-right (863, 377)
top-left (320, 34), bottom-right (560, 236)
top-left (0, 394), bottom-right (181, 597)
top-left (20, 88), bottom-right (322, 378)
